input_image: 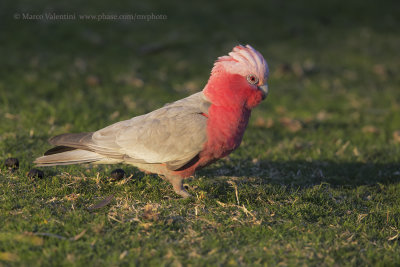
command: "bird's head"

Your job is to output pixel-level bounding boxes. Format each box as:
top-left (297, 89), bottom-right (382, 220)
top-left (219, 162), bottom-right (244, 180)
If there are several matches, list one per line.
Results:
top-left (203, 44), bottom-right (269, 109)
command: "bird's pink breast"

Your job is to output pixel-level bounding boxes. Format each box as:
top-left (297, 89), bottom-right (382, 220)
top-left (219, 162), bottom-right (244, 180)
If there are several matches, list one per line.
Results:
top-left (169, 105), bottom-right (251, 179)
top-left (200, 105), bottom-right (251, 160)
top-left (171, 70), bottom-right (261, 178)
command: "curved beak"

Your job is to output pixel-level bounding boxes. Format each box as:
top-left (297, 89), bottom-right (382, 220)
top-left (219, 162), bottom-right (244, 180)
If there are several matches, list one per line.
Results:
top-left (258, 84), bottom-right (269, 99)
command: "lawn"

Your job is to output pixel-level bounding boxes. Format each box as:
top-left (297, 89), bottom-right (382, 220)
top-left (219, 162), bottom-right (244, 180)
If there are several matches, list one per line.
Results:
top-left (1, 0), bottom-right (400, 266)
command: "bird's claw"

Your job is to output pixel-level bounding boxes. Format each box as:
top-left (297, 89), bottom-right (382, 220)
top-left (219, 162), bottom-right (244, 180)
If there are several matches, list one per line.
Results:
top-left (164, 175), bottom-right (191, 198)
top-left (175, 188), bottom-right (191, 198)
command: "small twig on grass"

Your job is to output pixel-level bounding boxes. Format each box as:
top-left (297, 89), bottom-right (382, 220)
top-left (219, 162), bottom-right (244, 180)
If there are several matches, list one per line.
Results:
top-left (95, 172), bottom-right (101, 185)
top-left (216, 200), bottom-right (226, 207)
top-left (108, 215), bottom-right (124, 223)
top-left (227, 180), bottom-right (240, 205)
top-left (33, 229), bottom-right (86, 241)
top-left (117, 174), bottom-right (134, 185)
top-left (388, 233), bottom-right (399, 241)
top-left (71, 229), bottom-right (87, 241)
top-left (240, 204), bottom-right (258, 222)
top-left (33, 232), bottom-right (67, 240)
top-left (388, 226), bottom-right (400, 241)
top-left (216, 200), bottom-right (262, 224)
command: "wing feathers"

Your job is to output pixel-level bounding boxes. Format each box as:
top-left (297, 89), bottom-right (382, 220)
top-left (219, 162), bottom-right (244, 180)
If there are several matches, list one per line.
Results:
top-left (49, 132), bottom-right (94, 150)
top-left (35, 92), bottom-right (211, 169)
top-left (44, 146), bottom-right (76, 155)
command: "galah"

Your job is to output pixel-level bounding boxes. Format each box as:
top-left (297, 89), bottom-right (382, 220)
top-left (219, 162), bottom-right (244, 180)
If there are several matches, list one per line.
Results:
top-left (34, 44), bottom-right (269, 198)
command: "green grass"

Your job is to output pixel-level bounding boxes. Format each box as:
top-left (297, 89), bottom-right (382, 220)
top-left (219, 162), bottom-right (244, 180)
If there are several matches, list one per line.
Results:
top-left (1, 0), bottom-right (400, 266)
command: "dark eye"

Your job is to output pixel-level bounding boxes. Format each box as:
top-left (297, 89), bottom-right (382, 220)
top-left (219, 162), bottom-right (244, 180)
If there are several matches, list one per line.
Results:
top-left (246, 74), bottom-right (259, 85)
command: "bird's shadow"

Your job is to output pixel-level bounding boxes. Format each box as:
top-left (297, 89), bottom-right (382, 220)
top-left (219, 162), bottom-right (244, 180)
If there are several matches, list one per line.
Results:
top-left (199, 159), bottom-right (400, 189)
top-left (189, 159), bottom-right (400, 201)
top-left (37, 159), bottom-right (400, 201)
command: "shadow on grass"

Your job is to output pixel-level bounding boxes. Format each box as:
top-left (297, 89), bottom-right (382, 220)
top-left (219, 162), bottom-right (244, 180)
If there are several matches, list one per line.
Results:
top-left (191, 160), bottom-right (400, 203)
top-left (20, 158), bottom-right (400, 202)
top-left (202, 160), bottom-right (400, 188)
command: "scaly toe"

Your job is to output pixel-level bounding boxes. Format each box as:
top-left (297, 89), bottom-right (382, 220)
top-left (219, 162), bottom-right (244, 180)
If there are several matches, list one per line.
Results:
top-left (176, 189), bottom-right (191, 198)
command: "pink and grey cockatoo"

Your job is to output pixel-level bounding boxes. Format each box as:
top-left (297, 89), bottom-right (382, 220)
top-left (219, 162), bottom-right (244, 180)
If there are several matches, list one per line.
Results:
top-left (34, 44), bottom-right (269, 198)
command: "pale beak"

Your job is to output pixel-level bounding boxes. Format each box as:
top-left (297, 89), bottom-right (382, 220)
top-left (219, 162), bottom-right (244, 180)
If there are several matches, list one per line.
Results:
top-left (258, 84), bottom-right (269, 99)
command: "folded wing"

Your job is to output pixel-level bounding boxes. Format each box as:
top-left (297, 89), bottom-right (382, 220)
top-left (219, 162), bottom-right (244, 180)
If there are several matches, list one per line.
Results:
top-left (36, 92), bottom-right (210, 170)
top-left (90, 106), bottom-right (208, 170)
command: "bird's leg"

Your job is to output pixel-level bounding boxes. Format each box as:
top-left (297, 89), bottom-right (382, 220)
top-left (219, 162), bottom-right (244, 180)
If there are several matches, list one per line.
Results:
top-left (164, 174), bottom-right (191, 198)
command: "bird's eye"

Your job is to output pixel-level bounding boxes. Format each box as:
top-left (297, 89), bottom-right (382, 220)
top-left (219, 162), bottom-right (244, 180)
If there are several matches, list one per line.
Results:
top-left (246, 74), bottom-right (259, 85)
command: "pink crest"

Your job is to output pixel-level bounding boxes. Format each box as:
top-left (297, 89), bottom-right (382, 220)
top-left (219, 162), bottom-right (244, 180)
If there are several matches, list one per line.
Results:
top-left (212, 45), bottom-right (269, 84)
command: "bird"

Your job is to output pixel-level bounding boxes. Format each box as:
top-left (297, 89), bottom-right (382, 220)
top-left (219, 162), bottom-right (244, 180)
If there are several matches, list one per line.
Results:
top-left (34, 44), bottom-right (269, 198)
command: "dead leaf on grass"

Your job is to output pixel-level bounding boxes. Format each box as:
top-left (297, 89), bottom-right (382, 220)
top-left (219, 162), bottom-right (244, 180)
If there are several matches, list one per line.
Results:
top-left (362, 125), bottom-right (380, 134)
top-left (336, 140), bottom-right (350, 156)
top-left (86, 75), bottom-right (100, 87)
top-left (254, 117), bottom-right (274, 128)
top-left (279, 117), bottom-right (302, 132)
top-left (373, 64), bottom-right (388, 80)
top-left (388, 233), bottom-right (399, 241)
top-left (71, 229), bottom-right (87, 241)
top-left (393, 130), bottom-right (400, 143)
top-left (140, 222), bottom-right (153, 230)
top-left (88, 195), bottom-right (114, 211)
top-left (353, 147), bottom-right (360, 157)
top-left (275, 106), bottom-right (287, 114)
top-left (0, 252), bottom-right (19, 262)
top-left (142, 204), bottom-right (160, 221)
top-left (64, 193), bottom-right (80, 201)
top-left (109, 111), bottom-right (120, 120)
top-left (316, 110), bottom-right (331, 121)
top-left (120, 250), bottom-right (128, 260)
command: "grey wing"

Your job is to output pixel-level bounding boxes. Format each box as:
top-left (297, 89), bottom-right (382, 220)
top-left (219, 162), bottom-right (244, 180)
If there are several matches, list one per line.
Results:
top-left (90, 107), bottom-right (208, 170)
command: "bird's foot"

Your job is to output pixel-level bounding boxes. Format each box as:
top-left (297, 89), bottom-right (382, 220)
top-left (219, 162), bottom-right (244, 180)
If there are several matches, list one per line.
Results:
top-left (174, 187), bottom-right (191, 198)
top-left (165, 175), bottom-right (191, 198)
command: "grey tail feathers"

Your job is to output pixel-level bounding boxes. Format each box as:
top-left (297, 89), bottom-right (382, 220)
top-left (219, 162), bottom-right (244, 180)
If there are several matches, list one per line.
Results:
top-left (48, 132), bottom-right (94, 150)
top-left (34, 132), bottom-right (103, 167)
